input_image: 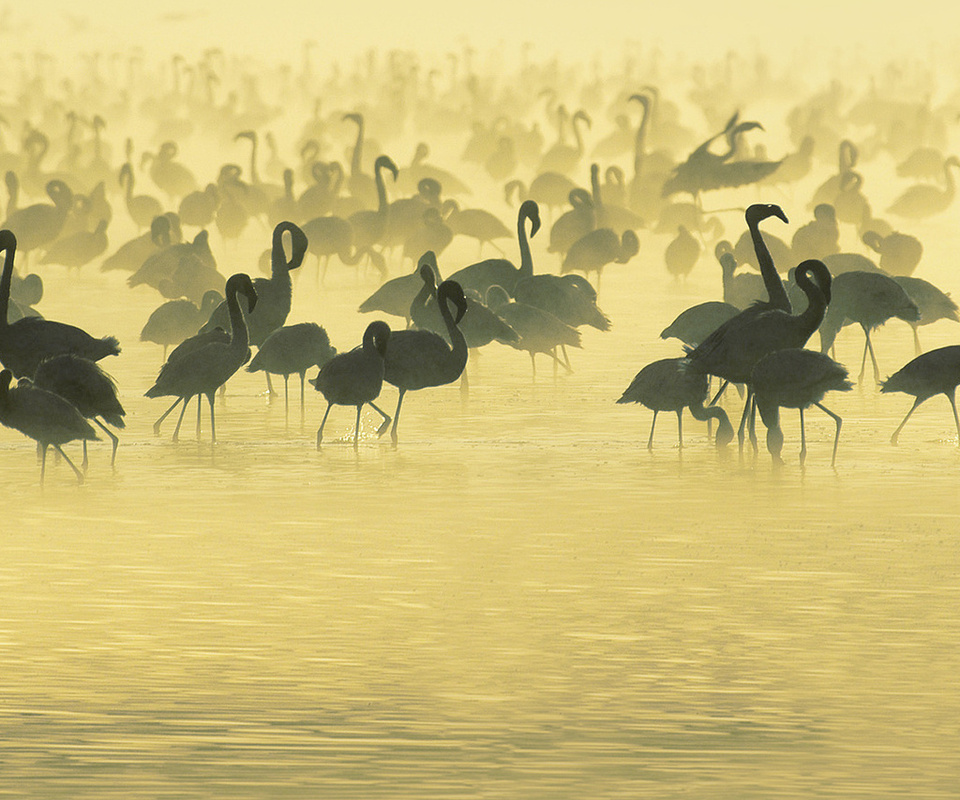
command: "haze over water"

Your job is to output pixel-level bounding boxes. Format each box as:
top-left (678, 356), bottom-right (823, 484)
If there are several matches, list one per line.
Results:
top-left (2, 0), bottom-right (960, 797)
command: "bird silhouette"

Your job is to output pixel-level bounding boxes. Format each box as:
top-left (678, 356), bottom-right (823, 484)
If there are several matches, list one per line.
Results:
top-left (617, 357), bottom-right (734, 449)
top-left (101, 213), bottom-right (178, 273)
top-left (200, 221), bottom-right (308, 349)
top-left (660, 301), bottom-right (741, 348)
top-left (119, 162), bottom-right (163, 229)
top-left (145, 273), bottom-right (257, 443)
top-left (561, 228), bottom-right (639, 287)
top-left (862, 229), bottom-right (922, 277)
top-left (140, 290), bottom-right (223, 360)
top-left (383, 269), bottom-right (468, 443)
top-left (447, 200), bottom-right (540, 298)
top-left (818, 270), bottom-right (920, 384)
top-left (684, 259), bottom-right (832, 449)
top-left (38, 218), bottom-right (108, 270)
top-left (486, 284), bottom-right (581, 377)
top-left (33, 354), bottom-right (125, 468)
top-left (0, 368), bottom-right (97, 484)
top-left (888, 156), bottom-right (960, 218)
top-left (249, 322), bottom-right (337, 424)
top-left (882, 345), bottom-right (960, 445)
top-left (751, 348), bottom-right (852, 466)
top-left (1, 179), bottom-right (73, 259)
top-left (791, 204), bottom-right (840, 263)
top-left (0, 230), bottom-right (120, 378)
top-left (664, 225), bottom-right (701, 282)
top-left (311, 319), bottom-right (390, 447)
top-left (892, 276), bottom-right (959, 355)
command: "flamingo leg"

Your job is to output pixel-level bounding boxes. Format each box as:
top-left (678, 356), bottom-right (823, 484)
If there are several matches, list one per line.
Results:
top-left (858, 332), bottom-right (870, 384)
top-left (299, 372), bottom-right (306, 423)
top-left (676, 409), bottom-right (683, 449)
top-left (947, 389), bottom-right (960, 445)
top-left (283, 373), bottom-right (290, 428)
top-left (153, 397), bottom-right (182, 435)
top-left (912, 325), bottom-right (922, 356)
top-left (54, 445), bottom-right (84, 484)
top-left (39, 444), bottom-right (48, 485)
top-left (265, 372), bottom-right (276, 397)
top-left (814, 402), bottom-right (843, 466)
top-left (82, 440), bottom-right (89, 472)
top-left (890, 397), bottom-right (923, 445)
top-left (708, 380), bottom-right (729, 407)
top-left (316, 402), bottom-right (333, 449)
top-left (196, 393), bottom-right (203, 439)
top-left (172, 396), bottom-right (189, 442)
top-left (207, 392), bottom-right (217, 444)
top-left (865, 330), bottom-right (882, 385)
top-left (368, 402), bottom-right (392, 437)
top-left (799, 407), bottom-right (807, 466)
top-left (94, 418), bottom-right (120, 466)
top-left (390, 389), bottom-right (407, 444)
top-left (353, 404), bottom-right (362, 448)
top-left (647, 410), bottom-right (658, 450)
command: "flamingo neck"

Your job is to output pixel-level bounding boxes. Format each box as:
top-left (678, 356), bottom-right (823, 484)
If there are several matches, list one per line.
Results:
top-left (749, 218), bottom-right (789, 312)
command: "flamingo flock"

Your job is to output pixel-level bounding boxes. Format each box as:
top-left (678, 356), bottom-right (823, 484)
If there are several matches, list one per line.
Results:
top-left (0, 43), bottom-right (960, 483)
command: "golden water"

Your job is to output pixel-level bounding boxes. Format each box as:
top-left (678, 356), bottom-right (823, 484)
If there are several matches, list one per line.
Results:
top-left (1, 45), bottom-right (960, 792)
top-left (3, 197), bottom-right (960, 796)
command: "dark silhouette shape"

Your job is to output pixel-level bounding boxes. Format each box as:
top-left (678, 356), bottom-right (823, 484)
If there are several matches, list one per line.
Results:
top-left (893, 276), bottom-right (959, 354)
top-left (1, 179), bottom-right (72, 257)
top-left (383, 270), bottom-right (468, 443)
top-left (818, 270), bottom-right (920, 384)
top-left (882, 345), bottom-right (960, 445)
top-left (660, 301), bottom-right (741, 348)
top-left (200, 221), bottom-right (308, 348)
top-left (791, 204), bottom-right (840, 263)
top-left (862, 229), bottom-right (922, 277)
top-left (0, 368), bottom-right (97, 484)
top-left (486, 284), bottom-right (581, 377)
top-left (140, 290), bottom-right (223, 360)
top-left (0, 230), bottom-right (120, 378)
top-left (311, 320), bottom-right (390, 448)
top-left (119, 162), bottom-right (163, 229)
top-left (664, 225), bottom-right (700, 281)
top-left (39, 219), bottom-right (108, 269)
top-left (249, 322), bottom-right (337, 422)
top-left (145, 273), bottom-right (258, 443)
top-left (33, 354), bottom-right (125, 468)
top-left (752, 348), bottom-right (852, 466)
top-left (447, 200), bottom-right (540, 298)
top-left (358, 258), bottom-right (441, 326)
top-left (617, 357), bottom-right (734, 449)
top-left (684, 260), bottom-right (832, 449)
top-left (888, 156), bottom-right (960, 218)
top-left (561, 228), bottom-right (639, 286)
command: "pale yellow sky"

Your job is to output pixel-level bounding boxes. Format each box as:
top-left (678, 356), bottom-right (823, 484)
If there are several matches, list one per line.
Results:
top-left (9, 0), bottom-right (959, 69)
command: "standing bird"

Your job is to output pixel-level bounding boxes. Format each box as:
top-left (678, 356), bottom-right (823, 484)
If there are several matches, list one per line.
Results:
top-left (660, 301), bottom-right (741, 348)
top-left (33, 354), bottom-right (125, 468)
top-left (145, 273), bottom-right (258, 443)
top-left (892, 276), bottom-right (959, 355)
top-left (447, 199), bottom-right (540, 298)
top-left (684, 260), bottom-right (833, 450)
top-left (888, 156), bottom-right (960, 219)
top-left (751, 348), bottom-right (852, 466)
top-left (199, 221), bottom-right (308, 390)
top-left (249, 322), bottom-right (337, 424)
top-left (140, 290), bottom-right (224, 360)
top-left (311, 320), bottom-right (391, 447)
top-left (0, 230), bottom-right (120, 378)
top-left (0, 368), bottom-right (97, 485)
top-left (818, 270), bottom-right (920, 384)
top-left (617, 357), bottom-right (734, 450)
top-left (119, 162), bottom-right (163, 229)
top-left (664, 225), bottom-right (701, 281)
top-left (383, 272), bottom-right (469, 443)
top-left (486, 285), bottom-right (581, 378)
top-left (881, 345), bottom-right (960, 445)
top-left (561, 228), bottom-right (639, 287)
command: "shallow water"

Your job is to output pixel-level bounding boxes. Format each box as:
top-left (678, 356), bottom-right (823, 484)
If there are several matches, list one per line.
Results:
top-left (4, 122), bottom-right (960, 797)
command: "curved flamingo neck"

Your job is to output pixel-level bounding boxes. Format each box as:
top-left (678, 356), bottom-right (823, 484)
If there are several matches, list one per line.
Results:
top-left (0, 237), bottom-right (15, 329)
top-left (748, 214), bottom-right (789, 312)
top-left (517, 208), bottom-right (536, 280)
top-left (438, 287), bottom-right (467, 371)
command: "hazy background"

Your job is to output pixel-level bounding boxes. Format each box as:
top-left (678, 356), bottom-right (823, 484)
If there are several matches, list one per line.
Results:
top-left (8, 0), bottom-right (960, 71)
